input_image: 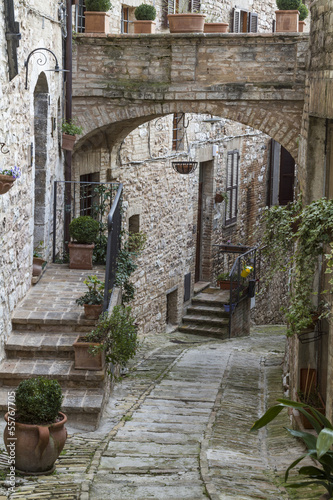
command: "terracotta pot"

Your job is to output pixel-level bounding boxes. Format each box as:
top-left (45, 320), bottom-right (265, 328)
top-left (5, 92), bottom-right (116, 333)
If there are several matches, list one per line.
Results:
top-left (73, 336), bottom-right (105, 370)
top-left (83, 303), bottom-right (103, 319)
top-left (134, 20), bottom-right (156, 33)
top-left (4, 412), bottom-right (67, 474)
top-left (85, 12), bottom-right (109, 34)
top-left (0, 174), bottom-right (15, 195)
top-left (217, 280), bottom-right (238, 290)
top-left (68, 242), bottom-right (94, 270)
top-left (168, 14), bottom-right (205, 33)
top-left (298, 20), bottom-right (306, 32)
top-left (32, 257), bottom-right (45, 277)
top-left (204, 22), bottom-right (228, 33)
top-left (275, 10), bottom-right (299, 32)
top-left (62, 133), bottom-right (76, 151)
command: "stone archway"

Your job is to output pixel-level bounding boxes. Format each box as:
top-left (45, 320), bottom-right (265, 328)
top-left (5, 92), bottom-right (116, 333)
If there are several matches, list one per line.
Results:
top-left (33, 72), bottom-right (49, 254)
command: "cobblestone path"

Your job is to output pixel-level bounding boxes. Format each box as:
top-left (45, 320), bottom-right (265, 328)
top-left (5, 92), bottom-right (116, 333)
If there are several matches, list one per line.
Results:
top-left (0, 327), bottom-right (325, 499)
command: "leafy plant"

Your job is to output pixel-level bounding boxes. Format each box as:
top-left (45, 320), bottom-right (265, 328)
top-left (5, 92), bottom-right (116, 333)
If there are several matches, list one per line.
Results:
top-left (276, 0), bottom-right (301, 10)
top-left (85, 0), bottom-right (111, 11)
top-left (0, 165), bottom-right (21, 179)
top-left (251, 399), bottom-right (333, 498)
top-left (33, 240), bottom-right (44, 258)
top-left (134, 4), bottom-right (156, 20)
top-left (85, 305), bottom-right (139, 370)
top-left (69, 216), bottom-right (99, 244)
top-left (262, 197), bottom-right (333, 336)
top-left (76, 275), bottom-right (105, 306)
top-left (298, 2), bottom-right (309, 21)
top-left (15, 377), bottom-right (63, 425)
top-left (61, 119), bottom-right (83, 136)
top-left (217, 272), bottom-right (231, 281)
top-left (115, 231), bottom-right (147, 303)
top-left (90, 184), bottom-right (116, 265)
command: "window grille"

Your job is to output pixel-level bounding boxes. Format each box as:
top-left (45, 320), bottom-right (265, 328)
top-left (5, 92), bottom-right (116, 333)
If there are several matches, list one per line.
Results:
top-left (75, 0), bottom-right (86, 33)
top-left (172, 113), bottom-right (185, 151)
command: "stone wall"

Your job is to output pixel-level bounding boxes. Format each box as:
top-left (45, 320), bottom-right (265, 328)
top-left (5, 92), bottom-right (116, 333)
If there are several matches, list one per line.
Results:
top-left (0, 0), bottom-right (63, 357)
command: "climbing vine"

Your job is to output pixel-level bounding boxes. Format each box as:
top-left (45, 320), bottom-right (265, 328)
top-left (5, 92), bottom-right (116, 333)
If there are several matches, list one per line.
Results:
top-left (262, 196), bottom-right (333, 335)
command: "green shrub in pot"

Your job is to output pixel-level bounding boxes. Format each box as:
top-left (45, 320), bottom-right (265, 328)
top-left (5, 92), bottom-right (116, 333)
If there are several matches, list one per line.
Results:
top-left (16, 377), bottom-right (63, 425)
top-left (276, 0), bottom-right (301, 9)
top-left (69, 216), bottom-right (99, 245)
top-left (85, 0), bottom-right (111, 11)
top-left (134, 4), bottom-right (156, 20)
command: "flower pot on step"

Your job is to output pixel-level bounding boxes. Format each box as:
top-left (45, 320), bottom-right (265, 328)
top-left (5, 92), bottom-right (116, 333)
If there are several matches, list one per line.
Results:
top-left (83, 303), bottom-right (103, 319)
top-left (4, 412), bottom-right (67, 474)
top-left (73, 336), bottom-right (105, 370)
top-left (68, 242), bottom-right (94, 270)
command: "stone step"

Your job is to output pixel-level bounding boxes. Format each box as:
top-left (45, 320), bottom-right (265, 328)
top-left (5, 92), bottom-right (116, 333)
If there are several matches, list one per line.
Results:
top-left (186, 305), bottom-right (226, 318)
top-left (0, 385), bottom-right (107, 431)
top-left (182, 315), bottom-right (228, 328)
top-left (178, 324), bottom-right (229, 339)
top-left (0, 358), bottom-right (106, 389)
top-left (11, 311), bottom-right (97, 333)
top-left (5, 332), bottom-right (77, 360)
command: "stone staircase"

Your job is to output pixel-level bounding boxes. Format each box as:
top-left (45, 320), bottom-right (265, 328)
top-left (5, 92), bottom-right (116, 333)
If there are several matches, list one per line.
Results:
top-left (0, 264), bottom-right (108, 430)
top-left (179, 287), bottom-right (230, 339)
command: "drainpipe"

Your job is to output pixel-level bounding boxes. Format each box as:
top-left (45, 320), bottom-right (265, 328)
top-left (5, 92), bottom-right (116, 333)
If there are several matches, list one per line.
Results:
top-left (64, 0), bottom-right (73, 248)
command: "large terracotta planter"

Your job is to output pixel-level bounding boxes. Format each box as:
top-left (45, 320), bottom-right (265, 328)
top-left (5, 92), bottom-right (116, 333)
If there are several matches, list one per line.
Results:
top-left (204, 22), bottom-right (228, 33)
top-left (62, 133), bottom-right (76, 151)
top-left (83, 303), bottom-right (103, 319)
top-left (68, 242), bottom-right (94, 270)
top-left (73, 336), bottom-right (105, 370)
top-left (134, 20), bottom-right (156, 33)
top-left (298, 20), bottom-right (306, 32)
top-left (4, 412), bottom-right (67, 475)
top-left (275, 10), bottom-right (299, 32)
top-left (168, 14), bottom-right (205, 33)
top-left (85, 12), bottom-right (109, 33)
top-left (0, 174), bottom-right (15, 195)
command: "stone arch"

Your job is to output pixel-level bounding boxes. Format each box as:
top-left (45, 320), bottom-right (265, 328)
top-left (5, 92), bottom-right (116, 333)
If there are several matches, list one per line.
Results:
top-left (73, 99), bottom-right (302, 160)
top-left (33, 72), bottom-right (49, 255)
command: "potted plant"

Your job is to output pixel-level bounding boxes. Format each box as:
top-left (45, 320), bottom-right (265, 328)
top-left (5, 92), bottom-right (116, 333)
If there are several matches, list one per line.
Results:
top-left (73, 305), bottom-right (139, 372)
top-left (251, 399), bottom-right (333, 499)
top-left (0, 165), bottom-right (21, 195)
top-left (297, 367), bottom-right (326, 429)
top-left (76, 275), bottom-right (105, 319)
top-left (298, 2), bottom-right (309, 32)
top-left (32, 240), bottom-right (47, 277)
top-left (68, 216), bottom-right (99, 270)
top-left (275, 0), bottom-right (301, 32)
top-left (216, 272), bottom-right (237, 290)
top-left (223, 300), bottom-right (236, 313)
top-left (61, 119), bottom-right (83, 151)
top-left (84, 0), bottom-right (111, 34)
top-left (167, 0), bottom-right (205, 33)
top-left (3, 377), bottom-right (67, 474)
top-left (204, 16), bottom-right (228, 33)
top-left (134, 4), bottom-right (156, 34)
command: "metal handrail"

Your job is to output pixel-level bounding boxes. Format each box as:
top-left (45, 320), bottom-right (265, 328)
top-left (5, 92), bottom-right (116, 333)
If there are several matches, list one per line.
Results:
top-left (103, 184), bottom-right (123, 312)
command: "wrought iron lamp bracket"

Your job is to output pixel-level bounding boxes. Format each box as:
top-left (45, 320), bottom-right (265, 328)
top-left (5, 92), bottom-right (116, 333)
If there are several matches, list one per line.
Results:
top-left (24, 48), bottom-right (67, 90)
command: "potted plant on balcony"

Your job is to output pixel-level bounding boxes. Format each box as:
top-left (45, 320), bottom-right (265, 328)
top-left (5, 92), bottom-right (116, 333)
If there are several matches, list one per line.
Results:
top-left (204, 16), bottom-right (228, 33)
top-left (73, 305), bottom-right (139, 372)
top-left (167, 0), bottom-right (205, 33)
top-left (84, 0), bottom-right (111, 34)
top-left (134, 4), bottom-right (156, 33)
top-left (298, 2), bottom-right (309, 32)
top-left (61, 119), bottom-right (83, 151)
top-left (68, 216), bottom-right (99, 270)
top-left (76, 275), bottom-right (105, 319)
top-left (4, 377), bottom-right (67, 475)
top-left (275, 0), bottom-right (301, 32)
top-left (0, 165), bottom-right (21, 195)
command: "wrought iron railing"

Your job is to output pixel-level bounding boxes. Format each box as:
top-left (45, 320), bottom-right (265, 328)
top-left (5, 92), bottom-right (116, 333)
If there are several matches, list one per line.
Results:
top-left (52, 180), bottom-right (120, 263)
top-left (103, 184), bottom-right (123, 312)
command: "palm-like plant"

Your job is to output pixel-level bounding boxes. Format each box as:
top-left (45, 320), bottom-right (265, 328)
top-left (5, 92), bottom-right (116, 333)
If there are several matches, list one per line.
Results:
top-left (251, 399), bottom-right (333, 498)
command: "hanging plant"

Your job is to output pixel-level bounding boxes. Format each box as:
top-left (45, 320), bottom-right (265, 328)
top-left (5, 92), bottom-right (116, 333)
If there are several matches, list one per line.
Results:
top-left (262, 196), bottom-right (333, 336)
top-left (0, 165), bottom-right (21, 195)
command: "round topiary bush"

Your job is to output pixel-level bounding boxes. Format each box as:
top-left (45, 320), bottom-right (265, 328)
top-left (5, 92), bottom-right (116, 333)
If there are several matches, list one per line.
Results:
top-left (69, 216), bottom-right (99, 244)
top-left (134, 4), bottom-right (156, 20)
top-left (298, 2), bottom-right (309, 20)
top-left (15, 377), bottom-right (63, 425)
top-left (85, 0), bottom-right (111, 11)
top-left (276, 0), bottom-right (301, 9)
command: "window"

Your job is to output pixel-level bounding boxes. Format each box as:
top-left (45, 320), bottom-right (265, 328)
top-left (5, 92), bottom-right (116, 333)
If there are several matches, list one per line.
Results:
top-left (121, 6), bottom-right (130, 33)
top-left (232, 8), bottom-right (258, 33)
top-left (129, 214), bottom-right (140, 234)
top-left (75, 0), bottom-right (86, 33)
top-left (267, 140), bottom-right (295, 206)
top-left (80, 172), bottom-right (100, 216)
top-left (172, 113), bottom-right (185, 151)
top-left (225, 150), bottom-right (239, 225)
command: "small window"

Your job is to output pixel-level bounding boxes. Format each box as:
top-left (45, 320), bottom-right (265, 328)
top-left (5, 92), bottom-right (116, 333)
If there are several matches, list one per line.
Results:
top-left (172, 113), bottom-right (185, 151)
top-left (80, 172), bottom-right (100, 216)
top-left (166, 289), bottom-right (178, 325)
top-left (233, 8), bottom-right (258, 33)
top-left (75, 0), bottom-right (86, 33)
top-left (121, 6), bottom-right (130, 33)
top-left (225, 150), bottom-right (239, 225)
top-left (268, 139), bottom-right (295, 206)
top-left (129, 214), bottom-right (140, 234)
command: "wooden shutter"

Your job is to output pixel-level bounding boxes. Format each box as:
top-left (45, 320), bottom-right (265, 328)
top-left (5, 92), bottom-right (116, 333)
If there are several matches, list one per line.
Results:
top-left (248, 12), bottom-right (258, 32)
top-left (184, 273), bottom-right (191, 302)
top-left (189, 0), bottom-right (200, 13)
top-left (226, 150), bottom-right (239, 225)
top-left (279, 147), bottom-right (295, 205)
top-left (233, 8), bottom-right (241, 33)
top-left (163, 0), bottom-right (175, 27)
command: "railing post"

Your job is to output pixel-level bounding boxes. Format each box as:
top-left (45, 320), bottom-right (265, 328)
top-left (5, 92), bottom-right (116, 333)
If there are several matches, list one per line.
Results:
top-left (53, 181), bottom-right (57, 263)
